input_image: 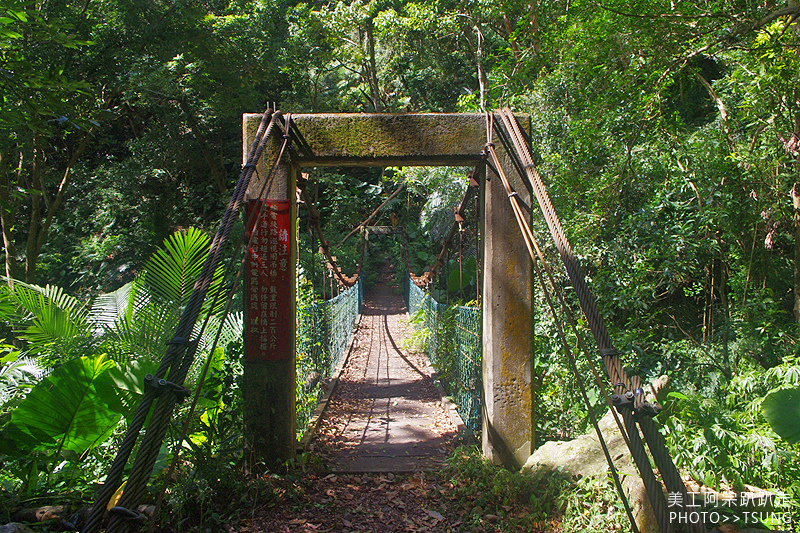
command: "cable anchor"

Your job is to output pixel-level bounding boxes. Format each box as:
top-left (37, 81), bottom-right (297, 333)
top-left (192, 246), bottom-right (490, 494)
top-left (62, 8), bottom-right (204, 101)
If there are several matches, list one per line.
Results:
top-left (108, 506), bottom-right (146, 523)
top-left (144, 374), bottom-right (190, 402)
top-left (610, 391), bottom-right (662, 417)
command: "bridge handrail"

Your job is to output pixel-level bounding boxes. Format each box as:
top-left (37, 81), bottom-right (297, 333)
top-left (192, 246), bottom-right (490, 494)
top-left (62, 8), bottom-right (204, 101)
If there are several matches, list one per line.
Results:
top-left (296, 278), bottom-right (362, 437)
top-left (406, 275), bottom-right (482, 436)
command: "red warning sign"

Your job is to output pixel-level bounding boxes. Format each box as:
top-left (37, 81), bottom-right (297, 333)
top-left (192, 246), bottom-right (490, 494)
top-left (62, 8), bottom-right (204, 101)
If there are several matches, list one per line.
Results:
top-left (245, 199), bottom-right (292, 362)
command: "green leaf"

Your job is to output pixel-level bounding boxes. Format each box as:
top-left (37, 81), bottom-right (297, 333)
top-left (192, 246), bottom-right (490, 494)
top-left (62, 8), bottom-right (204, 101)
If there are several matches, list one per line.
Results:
top-left (143, 227), bottom-right (213, 308)
top-left (90, 281), bottom-right (134, 331)
top-left (762, 387), bottom-right (800, 444)
top-left (0, 279), bottom-right (91, 352)
top-left (101, 359), bottom-right (158, 421)
top-left (9, 354), bottom-right (122, 455)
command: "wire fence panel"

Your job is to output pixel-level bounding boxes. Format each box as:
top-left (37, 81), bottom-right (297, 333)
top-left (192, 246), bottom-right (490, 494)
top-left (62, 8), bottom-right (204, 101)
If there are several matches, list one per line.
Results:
top-left (296, 279), bottom-right (362, 438)
top-left (406, 277), bottom-right (483, 436)
top-left (453, 305), bottom-right (482, 434)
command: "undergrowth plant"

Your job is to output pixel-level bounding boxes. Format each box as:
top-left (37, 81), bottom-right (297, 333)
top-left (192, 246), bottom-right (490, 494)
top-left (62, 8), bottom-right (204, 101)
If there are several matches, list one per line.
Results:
top-left (0, 228), bottom-right (243, 506)
top-left (443, 445), bottom-right (567, 531)
top-left (557, 475), bottom-right (633, 533)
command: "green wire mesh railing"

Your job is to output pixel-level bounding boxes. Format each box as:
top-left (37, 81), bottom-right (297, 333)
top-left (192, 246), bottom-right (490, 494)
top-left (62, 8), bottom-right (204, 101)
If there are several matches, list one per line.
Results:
top-left (406, 276), bottom-right (482, 436)
top-left (296, 278), bottom-right (362, 438)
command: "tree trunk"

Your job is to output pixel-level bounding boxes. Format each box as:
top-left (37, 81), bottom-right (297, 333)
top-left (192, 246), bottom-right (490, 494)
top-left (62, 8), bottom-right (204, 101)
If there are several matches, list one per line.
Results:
top-left (366, 18), bottom-right (382, 113)
top-left (24, 143), bottom-right (44, 283)
top-left (789, 4), bottom-right (800, 325)
top-left (23, 131), bottom-right (92, 283)
top-left (0, 154), bottom-right (21, 283)
top-left (476, 22), bottom-right (487, 110)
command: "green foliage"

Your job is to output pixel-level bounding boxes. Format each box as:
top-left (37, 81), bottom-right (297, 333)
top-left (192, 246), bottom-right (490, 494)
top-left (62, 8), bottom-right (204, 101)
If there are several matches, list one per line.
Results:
top-left (447, 256), bottom-right (477, 298)
top-left (762, 387), bottom-right (800, 445)
top-left (0, 227), bottom-right (237, 499)
top-left (444, 445), bottom-right (569, 531)
top-left (0, 348), bottom-right (45, 414)
top-left (143, 227), bottom-right (219, 309)
top-left (660, 376), bottom-right (799, 493)
top-left (3, 354), bottom-right (125, 457)
top-left (558, 475), bottom-right (632, 533)
top-left (0, 281), bottom-right (93, 365)
top-left (4, 0), bottom-right (800, 525)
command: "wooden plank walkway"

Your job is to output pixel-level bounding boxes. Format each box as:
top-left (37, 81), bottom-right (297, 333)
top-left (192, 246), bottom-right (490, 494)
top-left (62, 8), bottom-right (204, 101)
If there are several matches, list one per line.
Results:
top-left (314, 273), bottom-right (460, 473)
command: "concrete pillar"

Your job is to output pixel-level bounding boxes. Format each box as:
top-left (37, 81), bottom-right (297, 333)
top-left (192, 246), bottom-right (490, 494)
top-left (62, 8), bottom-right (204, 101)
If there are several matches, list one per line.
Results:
top-left (481, 122), bottom-right (534, 469)
top-left (241, 116), bottom-right (297, 472)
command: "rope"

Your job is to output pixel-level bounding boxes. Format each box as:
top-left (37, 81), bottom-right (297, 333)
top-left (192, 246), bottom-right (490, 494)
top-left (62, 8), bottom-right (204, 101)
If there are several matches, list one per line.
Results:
top-left (409, 161), bottom-right (484, 287)
top-left (83, 109), bottom-right (282, 533)
top-left (297, 175), bottom-right (361, 288)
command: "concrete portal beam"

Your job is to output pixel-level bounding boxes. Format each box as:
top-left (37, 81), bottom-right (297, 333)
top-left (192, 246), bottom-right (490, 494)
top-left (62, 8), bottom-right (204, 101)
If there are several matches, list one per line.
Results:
top-left (241, 112), bottom-right (533, 471)
top-left (243, 113), bottom-right (487, 167)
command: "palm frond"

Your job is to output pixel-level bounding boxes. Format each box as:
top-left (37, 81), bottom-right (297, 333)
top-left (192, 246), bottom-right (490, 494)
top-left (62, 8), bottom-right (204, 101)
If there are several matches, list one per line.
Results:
top-left (191, 311), bottom-right (244, 362)
top-left (102, 300), bottom-right (181, 365)
top-left (143, 227), bottom-right (212, 308)
top-left (0, 355), bottom-right (48, 407)
top-left (0, 279), bottom-right (92, 353)
top-left (90, 281), bottom-right (134, 333)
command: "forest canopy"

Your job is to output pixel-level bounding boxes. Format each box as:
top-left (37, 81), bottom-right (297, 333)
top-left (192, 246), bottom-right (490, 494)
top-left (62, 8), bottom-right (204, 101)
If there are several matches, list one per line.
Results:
top-left (2, 0), bottom-right (800, 529)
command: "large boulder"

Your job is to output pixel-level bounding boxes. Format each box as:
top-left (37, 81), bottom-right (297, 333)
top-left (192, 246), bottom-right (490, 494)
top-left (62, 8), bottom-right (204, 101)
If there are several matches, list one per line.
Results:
top-left (0, 524), bottom-right (35, 533)
top-left (523, 409), bottom-right (659, 533)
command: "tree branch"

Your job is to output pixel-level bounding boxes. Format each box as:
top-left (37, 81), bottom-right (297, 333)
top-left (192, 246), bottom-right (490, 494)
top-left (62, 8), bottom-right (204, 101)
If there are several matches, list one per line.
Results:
top-left (691, 68), bottom-right (735, 151)
top-left (339, 181), bottom-right (405, 246)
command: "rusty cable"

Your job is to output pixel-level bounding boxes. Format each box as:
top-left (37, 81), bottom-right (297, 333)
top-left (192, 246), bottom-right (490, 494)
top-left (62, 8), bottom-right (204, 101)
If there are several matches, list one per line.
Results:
top-left (297, 176), bottom-right (360, 288)
top-left (146, 115), bottom-right (294, 533)
top-left (107, 113), bottom-right (292, 533)
top-left (409, 161), bottom-right (484, 288)
top-left (483, 116), bottom-right (640, 533)
top-left (493, 108), bottom-right (704, 533)
top-left (82, 108), bottom-right (280, 533)
top-left (339, 181), bottom-right (406, 246)
top-left (86, 110), bottom-right (286, 533)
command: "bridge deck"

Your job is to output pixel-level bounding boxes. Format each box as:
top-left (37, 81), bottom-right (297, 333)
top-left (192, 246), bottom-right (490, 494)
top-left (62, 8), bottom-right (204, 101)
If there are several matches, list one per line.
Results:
top-left (315, 269), bottom-right (459, 472)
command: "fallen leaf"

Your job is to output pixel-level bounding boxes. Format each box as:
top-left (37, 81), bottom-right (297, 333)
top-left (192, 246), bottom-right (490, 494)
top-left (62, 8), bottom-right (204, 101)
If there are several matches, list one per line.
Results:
top-left (426, 510), bottom-right (444, 521)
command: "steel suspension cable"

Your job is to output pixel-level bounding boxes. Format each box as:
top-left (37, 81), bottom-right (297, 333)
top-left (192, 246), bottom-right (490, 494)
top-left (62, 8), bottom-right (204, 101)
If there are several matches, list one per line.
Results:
top-left (83, 109), bottom-right (281, 533)
top-left (482, 121), bottom-right (643, 532)
top-left (532, 248), bottom-right (641, 533)
top-left (523, 201), bottom-right (633, 452)
top-left (491, 109), bottom-right (704, 533)
top-left (107, 113), bottom-right (288, 533)
top-left (146, 116), bottom-right (294, 533)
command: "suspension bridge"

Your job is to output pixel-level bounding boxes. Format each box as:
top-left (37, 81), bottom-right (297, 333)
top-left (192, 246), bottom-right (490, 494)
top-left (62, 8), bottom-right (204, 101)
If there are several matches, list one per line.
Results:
top-left (79, 110), bottom-right (713, 533)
